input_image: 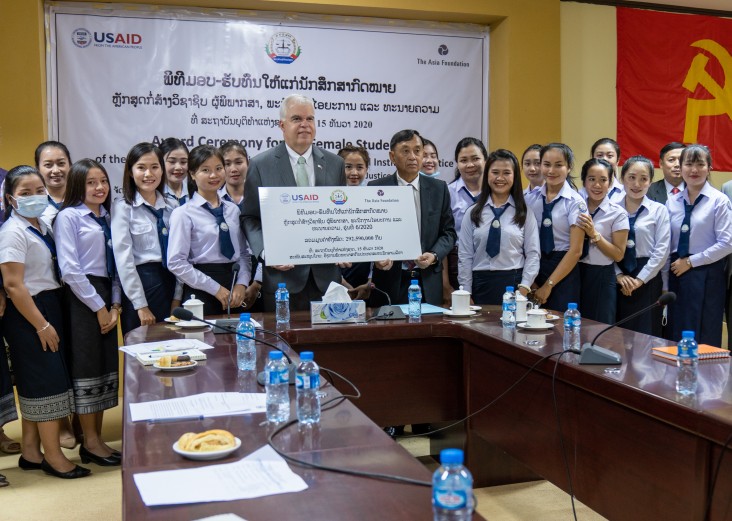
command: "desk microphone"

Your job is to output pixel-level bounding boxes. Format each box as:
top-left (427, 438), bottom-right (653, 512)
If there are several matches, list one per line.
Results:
top-left (171, 307), bottom-right (296, 385)
top-left (369, 283), bottom-right (406, 320)
top-left (226, 263), bottom-right (240, 319)
top-left (579, 292), bottom-right (676, 365)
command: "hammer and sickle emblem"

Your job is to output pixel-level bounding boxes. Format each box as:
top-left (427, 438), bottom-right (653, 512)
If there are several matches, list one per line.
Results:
top-left (682, 39), bottom-right (732, 143)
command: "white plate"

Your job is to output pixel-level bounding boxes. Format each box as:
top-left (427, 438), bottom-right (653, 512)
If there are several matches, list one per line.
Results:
top-left (545, 314), bottom-right (561, 321)
top-left (164, 317), bottom-right (181, 324)
top-left (176, 320), bottom-right (209, 329)
top-left (153, 360), bottom-right (198, 372)
top-left (516, 322), bottom-right (555, 331)
top-left (173, 437), bottom-right (241, 461)
top-left (451, 306), bottom-right (482, 312)
top-left (444, 309), bottom-right (477, 317)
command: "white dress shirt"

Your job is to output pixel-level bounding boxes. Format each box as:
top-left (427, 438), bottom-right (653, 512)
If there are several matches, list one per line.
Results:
top-left (163, 183), bottom-right (190, 208)
top-left (285, 144), bottom-right (315, 186)
top-left (448, 177), bottom-right (479, 233)
top-left (525, 181), bottom-right (587, 251)
top-left (578, 197), bottom-right (629, 266)
top-left (458, 195), bottom-right (540, 291)
top-left (613, 196), bottom-right (670, 283)
top-left (0, 212), bottom-right (61, 296)
top-left (167, 192), bottom-right (252, 296)
top-left (54, 204), bottom-right (122, 311)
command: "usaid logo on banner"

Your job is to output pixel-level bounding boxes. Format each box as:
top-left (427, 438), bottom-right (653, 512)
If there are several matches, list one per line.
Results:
top-left (71, 28), bottom-right (143, 49)
top-left (266, 32), bottom-right (301, 64)
top-left (71, 28), bottom-right (92, 48)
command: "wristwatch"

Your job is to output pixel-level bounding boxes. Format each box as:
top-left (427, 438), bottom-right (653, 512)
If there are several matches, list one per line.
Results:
top-left (590, 232), bottom-right (601, 244)
top-left (429, 252), bottom-right (439, 265)
top-left (547, 279), bottom-right (555, 287)
top-left (686, 258), bottom-right (692, 268)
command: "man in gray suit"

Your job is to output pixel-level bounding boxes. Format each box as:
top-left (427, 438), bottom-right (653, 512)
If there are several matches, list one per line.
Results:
top-left (369, 129), bottom-right (456, 306)
top-left (242, 94), bottom-right (346, 311)
top-left (647, 142), bottom-right (685, 204)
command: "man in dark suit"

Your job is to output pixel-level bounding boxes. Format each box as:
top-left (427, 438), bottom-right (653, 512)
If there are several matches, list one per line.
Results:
top-left (647, 142), bottom-right (685, 204)
top-left (369, 129), bottom-right (456, 306)
top-left (241, 94), bottom-right (346, 311)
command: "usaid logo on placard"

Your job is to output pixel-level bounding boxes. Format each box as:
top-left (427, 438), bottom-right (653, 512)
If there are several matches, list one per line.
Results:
top-left (72, 28), bottom-right (143, 49)
top-left (266, 32), bottom-right (301, 64)
top-left (291, 193), bottom-right (319, 203)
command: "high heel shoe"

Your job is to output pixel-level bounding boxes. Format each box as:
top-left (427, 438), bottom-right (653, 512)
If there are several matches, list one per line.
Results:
top-left (18, 455), bottom-right (43, 471)
top-left (79, 445), bottom-right (121, 466)
top-left (40, 459), bottom-right (91, 479)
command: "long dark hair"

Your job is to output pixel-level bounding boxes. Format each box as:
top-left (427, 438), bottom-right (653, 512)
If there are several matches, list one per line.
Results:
top-left (471, 149), bottom-right (527, 228)
top-left (122, 143), bottom-right (165, 204)
top-left (452, 137), bottom-right (488, 182)
top-left (59, 159), bottom-right (111, 213)
top-left (187, 145), bottom-right (225, 194)
top-left (540, 142), bottom-right (576, 190)
top-left (3, 165), bottom-right (46, 221)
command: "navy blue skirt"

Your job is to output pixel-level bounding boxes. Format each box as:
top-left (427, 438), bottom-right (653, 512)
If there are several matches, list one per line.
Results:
top-left (579, 263), bottom-right (617, 324)
top-left (121, 262), bottom-right (175, 334)
top-left (616, 258), bottom-right (663, 337)
top-left (472, 269), bottom-right (523, 305)
top-left (668, 255), bottom-right (726, 347)
top-left (0, 318), bottom-right (18, 427)
top-left (536, 250), bottom-right (580, 313)
top-left (183, 262), bottom-right (245, 317)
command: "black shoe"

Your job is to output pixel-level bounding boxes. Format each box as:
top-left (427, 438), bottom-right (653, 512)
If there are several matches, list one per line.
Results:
top-left (79, 445), bottom-right (121, 466)
top-left (383, 425), bottom-right (405, 439)
top-left (40, 459), bottom-right (91, 479)
top-left (18, 455), bottom-right (43, 471)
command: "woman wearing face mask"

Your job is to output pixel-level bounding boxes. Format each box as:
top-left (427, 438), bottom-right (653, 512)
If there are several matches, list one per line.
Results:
top-left (421, 138), bottom-right (441, 179)
top-left (0, 166), bottom-right (89, 479)
top-left (34, 141), bottom-right (71, 228)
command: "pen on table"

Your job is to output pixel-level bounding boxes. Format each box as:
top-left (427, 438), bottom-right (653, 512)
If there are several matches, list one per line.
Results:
top-left (148, 415), bottom-right (205, 424)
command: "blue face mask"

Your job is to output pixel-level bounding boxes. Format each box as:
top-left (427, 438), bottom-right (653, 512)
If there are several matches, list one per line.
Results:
top-left (12, 194), bottom-right (49, 218)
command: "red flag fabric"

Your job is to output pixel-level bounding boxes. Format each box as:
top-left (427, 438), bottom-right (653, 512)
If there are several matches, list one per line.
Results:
top-left (617, 7), bottom-right (732, 170)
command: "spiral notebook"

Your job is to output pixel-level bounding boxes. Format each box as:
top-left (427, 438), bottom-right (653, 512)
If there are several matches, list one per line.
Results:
top-left (651, 344), bottom-right (730, 362)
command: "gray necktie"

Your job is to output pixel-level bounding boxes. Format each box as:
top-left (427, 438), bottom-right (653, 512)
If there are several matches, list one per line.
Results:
top-left (296, 156), bottom-right (309, 187)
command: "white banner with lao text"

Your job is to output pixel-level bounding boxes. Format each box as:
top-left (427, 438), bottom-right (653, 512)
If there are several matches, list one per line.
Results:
top-left (259, 186), bottom-right (422, 266)
top-left (47, 4), bottom-right (488, 194)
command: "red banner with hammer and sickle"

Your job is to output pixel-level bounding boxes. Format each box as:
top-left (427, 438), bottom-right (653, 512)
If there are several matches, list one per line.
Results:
top-left (617, 7), bottom-right (732, 171)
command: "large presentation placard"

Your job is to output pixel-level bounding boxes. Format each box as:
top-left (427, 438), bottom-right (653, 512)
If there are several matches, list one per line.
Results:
top-left (47, 3), bottom-right (488, 194)
top-left (259, 186), bottom-right (422, 265)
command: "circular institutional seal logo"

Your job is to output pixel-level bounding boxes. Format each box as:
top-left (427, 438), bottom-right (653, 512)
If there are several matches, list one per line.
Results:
top-left (542, 218), bottom-right (552, 227)
top-left (491, 220), bottom-right (501, 228)
top-left (279, 193), bottom-right (291, 204)
top-left (266, 32), bottom-right (301, 64)
top-left (578, 202), bottom-right (588, 213)
top-left (626, 239), bottom-right (635, 249)
top-left (71, 28), bottom-right (92, 48)
top-left (681, 224), bottom-right (689, 233)
top-left (330, 190), bottom-right (347, 205)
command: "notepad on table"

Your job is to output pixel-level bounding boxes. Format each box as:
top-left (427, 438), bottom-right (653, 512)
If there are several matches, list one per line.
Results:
top-left (651, 344), bottom-right (730, 361)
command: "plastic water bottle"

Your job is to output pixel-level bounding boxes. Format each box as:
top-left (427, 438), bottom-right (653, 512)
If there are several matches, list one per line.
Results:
top-left (563, 303), bottom-right (581, 351)
top-left (676, 330), bottom-right (698, 395)
top-left (296, 351), bottom-right (321, 424)
top-left (432, 448), bottom-right (474, 521)
top-left (236, 312), bottom-right (256, 370)
top-left (265, 351), bottom-right (290, 422)
top-left (275, 282), bottom-right (290, 324)
top-left (501, 286), bottom-right (516, 328)
top-left (408, 279), bottom-right (422, 319)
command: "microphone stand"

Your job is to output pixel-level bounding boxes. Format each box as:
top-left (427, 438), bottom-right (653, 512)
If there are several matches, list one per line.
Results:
top-left (369, 283), bottom-right (406, 320)
top-left (172, 308), bottom-right (297, 385)
top-left (214, 264), bottom-right (241, 334)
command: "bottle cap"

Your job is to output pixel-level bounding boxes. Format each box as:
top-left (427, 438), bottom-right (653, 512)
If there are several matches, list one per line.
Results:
top-left (269, 351), bottom-right (283, 360)
top-left (568, 303), bottom-right (578, 310)
top-left (505, 286), bottom-right (514, 293)
top-left (300, 351), bottom-right (314, 361)
top-left (440, 448), bottom-right (464, 465)
top-left (278, 282), bottom-right (286, 288)
top-left (411, 279), bottom-right (419, 285)
top-left (239, 312), bottom-right (251, 321)
top-left (681, 330), bottom-right (695, 339)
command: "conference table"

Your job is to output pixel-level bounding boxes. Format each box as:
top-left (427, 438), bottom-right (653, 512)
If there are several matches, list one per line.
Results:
top-left (123, 308), bottom-right (732, 521)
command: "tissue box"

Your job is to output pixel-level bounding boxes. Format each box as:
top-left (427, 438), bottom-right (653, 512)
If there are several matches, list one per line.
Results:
top-left (310, 301), bottom-right (366, 324)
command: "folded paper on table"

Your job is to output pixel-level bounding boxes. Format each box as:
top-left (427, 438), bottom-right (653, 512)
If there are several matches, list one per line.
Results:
top-left (120, 338), bottom-right (213, 356)
top-left (129, 392), bottom-right (266, 422)
top-left (396, 303), bottom-right (447, 315)
top-left (133, 445), bottom-right (308, 506)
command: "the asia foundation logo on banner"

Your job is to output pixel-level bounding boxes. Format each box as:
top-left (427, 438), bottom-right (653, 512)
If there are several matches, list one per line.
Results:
top-left (70, 27), bottom-right (143, 50)
top-left (266, 32), bottom-right (301, 64)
